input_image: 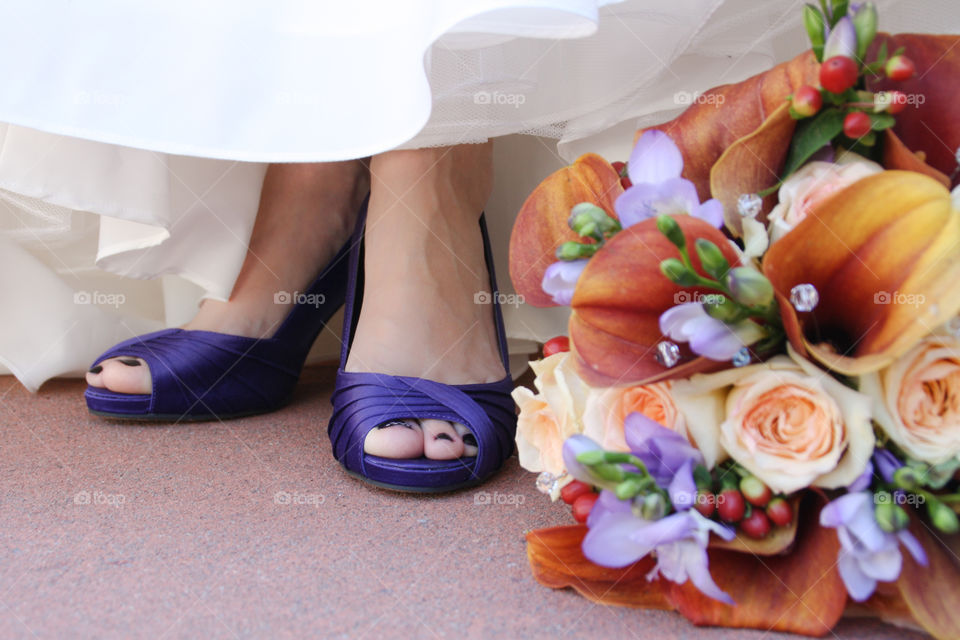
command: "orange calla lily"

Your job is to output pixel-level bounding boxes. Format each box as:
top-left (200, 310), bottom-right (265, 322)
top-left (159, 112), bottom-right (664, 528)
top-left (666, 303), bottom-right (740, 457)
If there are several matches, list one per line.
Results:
top-left (763, 170), bottom-right (960, 375)
top-left (508, 153), bottom-right (622, 307)
top-left (634, 50), bottom-right (819, 204)
top-left (526, 496), bottom-right (847, 637)
top-left (569, 215), bottom-right (741, 387)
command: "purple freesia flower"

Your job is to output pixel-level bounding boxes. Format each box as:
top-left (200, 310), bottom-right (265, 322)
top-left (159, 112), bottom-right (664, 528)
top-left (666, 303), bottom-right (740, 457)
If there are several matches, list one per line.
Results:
top-left (668, 459), bottom-right (698, 511)
top-left (873, 449), bottom-right (903, 484)
top-left (624, 413), bottom-right (703, 485)
top-left (542, 259), bottom-right (588, 305)
top-left (562, 434), bottom-right (615, 490)
top-left (567, 413), bottom-right (733, 604)
top-left (582, 506), bottom-right (735, 604)
top-left (823, 15), bottom-right (857, 60)
top-left (847, 459), bottom-right (874, 493)
top-left (615, 130), bottom-right (724, 229)
top-left (820, 491), bottom-right (928, 601)
top-left (659, 303), bottom-right (759, 361)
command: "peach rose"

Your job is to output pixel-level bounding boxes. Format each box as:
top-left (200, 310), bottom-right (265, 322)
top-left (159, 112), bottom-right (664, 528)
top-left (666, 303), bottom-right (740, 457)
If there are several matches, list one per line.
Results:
top-left (860, 334), bottom-right (960, 464)
top-left (767, 152), bottom-right (882, 244)
top-left (582, 382), bottom-right (722, 468)
top-left (673, 348), bottom-right (874, 494)
top-left (512, 352), bottom-right (590, 479)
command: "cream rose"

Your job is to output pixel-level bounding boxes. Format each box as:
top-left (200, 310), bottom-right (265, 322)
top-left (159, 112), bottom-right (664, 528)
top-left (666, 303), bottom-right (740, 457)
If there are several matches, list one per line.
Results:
top-left (512, 352), bottom-right (590, 478)
top-left (672, 348), bottom-right (874, 494)
top-left (860, 334), bottom-right (960, 464)
top-left (582, 381), bottom-right (722, 468)
top-left (767, 152), bottom-right (882, 244)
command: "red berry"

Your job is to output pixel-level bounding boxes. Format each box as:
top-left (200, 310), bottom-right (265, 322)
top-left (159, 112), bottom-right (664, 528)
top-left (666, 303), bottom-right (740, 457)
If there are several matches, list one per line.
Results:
top-left (791, 85), bottom-right (823, 117)
top-left (876, 90), bottom-right (908, 114)
top-left (740, 509), bottom-right (772, 539)
top-left (542, 336), bottom-right (570, 357)
top-left (560, 480), bottom-right (592, 505)
top-left (843, 111), bottom-right (872, 139)
top-left (572, 492), bottom-right (599, 523)
top-left (739, 475), bottom-right (772, 507)
top-left (887, 90), bottom-right (908, 114)
top-left (766, 498), bottom-right (794, 527)
top-left (819, 56), bottom-right (859, 94)
top-left (694, 491), bottom-right (716, 518)
top-left (717, 489), bottom-right (746, 522)
top-left (611, 161), bottom-right (632, 189)
top-left (886, 55), bottom-right (916, 81)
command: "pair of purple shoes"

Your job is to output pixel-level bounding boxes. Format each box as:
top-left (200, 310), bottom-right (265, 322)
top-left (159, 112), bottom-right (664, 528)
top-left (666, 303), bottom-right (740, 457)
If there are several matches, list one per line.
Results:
top-left (85, 200), bottom-right (516, 492)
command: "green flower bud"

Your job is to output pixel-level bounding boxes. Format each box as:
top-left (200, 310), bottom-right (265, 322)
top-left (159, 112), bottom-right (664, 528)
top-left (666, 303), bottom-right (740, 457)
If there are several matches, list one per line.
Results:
top-left (893, 465), bottom-right (923, 491)
top-left (725, 267), bottom-right (774, 307)
top-left (694, 238), bottom-right (730, 280)
top-left (703, 295), bottom-right (747, 323)
top-left (656, 215), bottom-right (686, 250)
top-left (614, 477), bottom-right (646, 501)
top-left (568, 202), bottom-right (621, 240)
top-left (640, 492), bottom-right (667, 520)
top-left (852, 3), bottom-right (877, 60)
top-left (555, 241), bottom-right (598, 261)
top-left (660, 259), bottom-right (700, 287)
top-left (592, 463), bottom-right (627, 483)
top-left (804, 4), bottom-right (827, 61)
top-left (874, 497), bottom-right (910, 532)
top-left (928, 499), bottom-right (960, 534)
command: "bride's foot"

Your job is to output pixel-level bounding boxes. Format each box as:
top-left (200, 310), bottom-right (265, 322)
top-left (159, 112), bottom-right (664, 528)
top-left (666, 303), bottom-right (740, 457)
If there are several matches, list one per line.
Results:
top-left (86, 161), bottom-right (369, 395)
top-left (348, 143), bottom-right (506, 461)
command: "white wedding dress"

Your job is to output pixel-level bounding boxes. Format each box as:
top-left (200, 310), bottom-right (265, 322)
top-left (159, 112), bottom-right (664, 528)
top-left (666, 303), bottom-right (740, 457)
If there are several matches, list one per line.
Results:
top-left (0, 0), bottom-right (954, 390)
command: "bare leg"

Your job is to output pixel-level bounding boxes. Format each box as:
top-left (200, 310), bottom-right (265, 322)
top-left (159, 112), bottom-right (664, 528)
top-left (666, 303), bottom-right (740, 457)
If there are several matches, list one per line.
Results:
top-left (349, 143), bottom-right (505, 460)
top-left (86, 160), bottom-right (368, 393)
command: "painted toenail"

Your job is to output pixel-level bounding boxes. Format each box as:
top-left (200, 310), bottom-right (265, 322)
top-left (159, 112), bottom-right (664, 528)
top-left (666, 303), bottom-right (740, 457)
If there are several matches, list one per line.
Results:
top-left (462, 433), bottom-right (477, 447)
top-left (378, 420), bottom-right (414, 429)
top-left (435, 433), bottom-right (454, 442)
top-left (118, 358), bottom-right (141, 366)
top-left (88, 365), bottom-right (103, 374)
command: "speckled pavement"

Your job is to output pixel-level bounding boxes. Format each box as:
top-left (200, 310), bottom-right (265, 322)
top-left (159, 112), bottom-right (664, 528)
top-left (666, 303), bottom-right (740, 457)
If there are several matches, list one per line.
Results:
top-left (0, 369), bottom-right (925, 639)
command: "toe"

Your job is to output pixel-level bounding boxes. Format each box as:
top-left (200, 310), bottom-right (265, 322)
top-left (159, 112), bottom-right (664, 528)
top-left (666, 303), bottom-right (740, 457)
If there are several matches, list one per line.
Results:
top-left (453, 423), bottom-right (478, 457)
top-left (95, 357), bottom-right (153, 394)
top-left (364, 419), bottom-right (424, 458)
top-left (421, 420), bottom-right (465, 460)
top-left (85, 363), bottom-right (105, 388)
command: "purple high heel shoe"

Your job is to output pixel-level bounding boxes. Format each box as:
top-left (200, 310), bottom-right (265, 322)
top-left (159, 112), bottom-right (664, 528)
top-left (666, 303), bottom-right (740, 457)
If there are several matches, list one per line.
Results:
top-left (327, 206), bottom-right (517, 493)
top-left (84, 199), bottom-right (365, 421)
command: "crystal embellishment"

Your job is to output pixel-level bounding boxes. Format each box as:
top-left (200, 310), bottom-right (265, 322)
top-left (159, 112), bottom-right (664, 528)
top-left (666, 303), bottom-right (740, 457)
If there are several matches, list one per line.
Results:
top-left (536, 472), bottom-right (558, 495)
top-left (737, 193), bottom-right (763, 218)
top-left (790, 283), bottom-right (819, 312)
top-left (732, 347), bottom-right (751, 367)
top-left (656, 341), bottom-right (681, 368)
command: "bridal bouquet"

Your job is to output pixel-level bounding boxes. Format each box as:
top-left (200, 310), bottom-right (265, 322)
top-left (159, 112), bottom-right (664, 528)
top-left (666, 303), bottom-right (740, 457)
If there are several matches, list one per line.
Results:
top-left (508, 3), bottom-right (960, 637)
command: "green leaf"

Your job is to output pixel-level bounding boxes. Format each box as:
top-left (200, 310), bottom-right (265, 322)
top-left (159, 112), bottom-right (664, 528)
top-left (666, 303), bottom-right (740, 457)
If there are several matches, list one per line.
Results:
top-left (803, 4), bottom-right (827, 61)
top-left (830, 0), bottom-right (849, 27)
top-left (877, 40), bottom-right (888, 63)
top-left (869, 112), bottom-right (896, 131)
top-left (781, 108), bottom-right (845, 181)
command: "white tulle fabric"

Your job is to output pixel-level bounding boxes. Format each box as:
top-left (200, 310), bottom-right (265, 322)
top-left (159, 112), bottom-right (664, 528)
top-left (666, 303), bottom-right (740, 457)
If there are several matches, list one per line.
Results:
top-left (0, 0), bottom-right (956, 390)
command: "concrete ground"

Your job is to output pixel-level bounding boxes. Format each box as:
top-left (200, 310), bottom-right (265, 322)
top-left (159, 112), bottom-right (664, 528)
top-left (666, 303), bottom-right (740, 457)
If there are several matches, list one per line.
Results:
top-left (0, 368), bottom-right (925, 639)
